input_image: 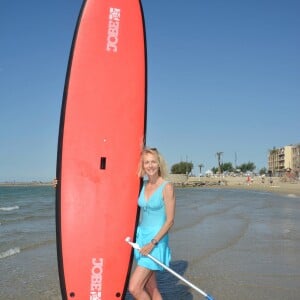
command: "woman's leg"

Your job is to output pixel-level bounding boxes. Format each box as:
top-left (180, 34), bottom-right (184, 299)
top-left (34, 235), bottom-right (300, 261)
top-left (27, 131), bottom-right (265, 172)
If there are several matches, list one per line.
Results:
top-left (128, 265), bottom-right (153, 300)
top-left (145, 271), bottom-right (163, 300)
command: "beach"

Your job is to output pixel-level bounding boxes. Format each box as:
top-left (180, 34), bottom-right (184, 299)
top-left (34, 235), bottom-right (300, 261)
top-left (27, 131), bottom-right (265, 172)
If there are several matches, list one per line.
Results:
top-left (169, 174), bottom-right (300, 198)
top-left (228, 177), bottom-right (300, 197)
top-left (1, 184), bottom-right (300, 299)
top-left (1, 175), bottom-right (299, 197)
top-left (168, 187), bottom-right (300, 300)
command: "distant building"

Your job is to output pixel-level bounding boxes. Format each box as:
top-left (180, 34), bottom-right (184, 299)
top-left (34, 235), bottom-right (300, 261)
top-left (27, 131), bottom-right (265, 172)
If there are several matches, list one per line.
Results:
top-left (268, 143), bottom-right (300, 176)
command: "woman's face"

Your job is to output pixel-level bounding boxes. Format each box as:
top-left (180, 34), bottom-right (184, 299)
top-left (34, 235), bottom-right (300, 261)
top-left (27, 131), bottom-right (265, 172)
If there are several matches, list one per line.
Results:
top-left (143, 153), bottom-right (159, 177)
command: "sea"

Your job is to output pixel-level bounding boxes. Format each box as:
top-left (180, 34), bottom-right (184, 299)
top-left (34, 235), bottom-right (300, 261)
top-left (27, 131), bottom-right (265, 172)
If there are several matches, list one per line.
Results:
top-left (1, 185), bottom-right (300, 300)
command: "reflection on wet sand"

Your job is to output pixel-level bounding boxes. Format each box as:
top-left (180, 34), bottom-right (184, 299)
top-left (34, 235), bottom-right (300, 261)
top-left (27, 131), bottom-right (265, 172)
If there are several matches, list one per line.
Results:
top-left (171, 188), bottom-right (300, 300)
top-left (127, 188), bottom-right (300, 300)
top-left (126, 261), bottom-right (193, 299)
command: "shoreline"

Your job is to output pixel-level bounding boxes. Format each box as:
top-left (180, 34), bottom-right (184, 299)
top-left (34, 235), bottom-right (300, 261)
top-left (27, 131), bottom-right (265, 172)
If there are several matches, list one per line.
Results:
top-left (170, 175), bottom-right (300, 197)
top-left (1, 177), bottom-right (299, 197)
top-left (0, 182), bottom-right (53, 187)
top-left (213, 181), bottom-right (300, 197)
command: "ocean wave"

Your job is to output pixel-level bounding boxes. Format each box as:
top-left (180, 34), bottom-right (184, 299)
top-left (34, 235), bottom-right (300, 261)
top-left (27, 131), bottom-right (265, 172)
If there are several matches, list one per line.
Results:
top-left (0, 247), bottom-right (20, 259)
top-left (0, 240), bottom-right (55, 260)
top-left (0, 205), bottom-right (20, 211)
top-left (287, 194), bottom-right (298, 198)
top-left (22, 239), bottom-right (56, 251)
top-left (0, 213), bottom-right (53, 226)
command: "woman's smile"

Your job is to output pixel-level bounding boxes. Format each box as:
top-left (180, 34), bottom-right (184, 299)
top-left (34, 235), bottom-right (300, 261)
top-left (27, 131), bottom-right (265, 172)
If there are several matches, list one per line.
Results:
top-left (143, 154), bottom-right (159, 176)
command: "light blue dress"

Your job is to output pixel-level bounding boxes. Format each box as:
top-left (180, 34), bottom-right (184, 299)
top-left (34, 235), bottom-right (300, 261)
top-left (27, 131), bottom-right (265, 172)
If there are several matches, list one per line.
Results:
top-left (134, 180), bottom-right (171, 271)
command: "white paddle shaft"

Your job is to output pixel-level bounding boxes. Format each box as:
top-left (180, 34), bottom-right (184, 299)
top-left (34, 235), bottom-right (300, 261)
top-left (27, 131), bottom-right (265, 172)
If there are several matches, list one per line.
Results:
top-left (125, 238), bottom-right (214, 300)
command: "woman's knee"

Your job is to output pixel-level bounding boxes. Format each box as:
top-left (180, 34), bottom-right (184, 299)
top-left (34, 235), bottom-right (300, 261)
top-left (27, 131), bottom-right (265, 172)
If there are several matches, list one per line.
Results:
top-left (128, 279), bottom-right (139, 296)
top-left (128, 275), bottom-right (146, 298)
top-left (128, 266), bottom-right (153, 298)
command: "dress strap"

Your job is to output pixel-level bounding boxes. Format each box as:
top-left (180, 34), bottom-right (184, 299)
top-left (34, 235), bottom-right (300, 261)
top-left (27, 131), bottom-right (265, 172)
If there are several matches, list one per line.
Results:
top-left (159, 180), bottom-right (169, 191)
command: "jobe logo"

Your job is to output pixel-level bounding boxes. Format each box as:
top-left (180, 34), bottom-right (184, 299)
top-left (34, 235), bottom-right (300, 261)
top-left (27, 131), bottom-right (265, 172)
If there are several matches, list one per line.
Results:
top-left (90, 258), bottom-right (104, 300)
top-left (106, 8), bottom-right (121, 52)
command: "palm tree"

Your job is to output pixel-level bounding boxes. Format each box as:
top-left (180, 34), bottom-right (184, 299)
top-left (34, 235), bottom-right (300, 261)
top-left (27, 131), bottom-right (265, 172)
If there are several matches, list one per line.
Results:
top-left (268, 147), bottom-right (277, 175)
top-left (216, 152), bottom-right (223, 175)
top-left (198, 163), bottom-right (204, 175)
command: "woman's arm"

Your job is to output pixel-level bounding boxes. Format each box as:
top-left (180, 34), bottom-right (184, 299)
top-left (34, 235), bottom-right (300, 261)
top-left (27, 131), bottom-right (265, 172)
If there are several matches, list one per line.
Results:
top-left (152, 182), bottom-right (175, 242)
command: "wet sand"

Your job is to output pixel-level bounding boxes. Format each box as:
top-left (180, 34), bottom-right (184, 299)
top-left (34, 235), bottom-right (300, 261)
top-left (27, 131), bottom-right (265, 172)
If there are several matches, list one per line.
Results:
top-left (164, 188), bottom-right (300, 300)
top-left (221, 176), bottom-right (300, 197)
top-left (1, 186), bottom-right (300, 299)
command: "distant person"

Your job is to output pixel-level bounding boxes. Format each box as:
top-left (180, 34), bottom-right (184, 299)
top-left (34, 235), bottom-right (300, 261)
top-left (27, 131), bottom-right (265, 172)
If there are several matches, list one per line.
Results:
top-left (128, 148), bottom-right (176, 300)
top-left (247, 175), bottom-right (251, 185)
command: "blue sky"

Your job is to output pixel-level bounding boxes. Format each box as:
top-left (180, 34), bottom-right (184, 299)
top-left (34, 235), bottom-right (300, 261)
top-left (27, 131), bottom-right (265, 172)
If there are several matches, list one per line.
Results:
top-left (1, 0), bottom-right (299, 181)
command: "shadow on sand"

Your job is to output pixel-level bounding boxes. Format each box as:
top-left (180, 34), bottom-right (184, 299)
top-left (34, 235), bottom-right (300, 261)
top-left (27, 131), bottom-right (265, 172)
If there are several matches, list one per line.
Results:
top-left (125, 260), bottom-right (194, 299)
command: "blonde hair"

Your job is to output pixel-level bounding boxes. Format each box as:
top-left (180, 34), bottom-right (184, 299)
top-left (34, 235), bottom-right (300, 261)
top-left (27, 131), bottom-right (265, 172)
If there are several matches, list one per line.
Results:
top-left (137, 148), bottom-right (168, 178)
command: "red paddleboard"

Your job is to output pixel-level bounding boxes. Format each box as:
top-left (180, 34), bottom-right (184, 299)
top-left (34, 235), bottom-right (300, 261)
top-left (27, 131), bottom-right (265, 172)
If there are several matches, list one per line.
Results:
top-left (56, 0), bottom-right (146, 299)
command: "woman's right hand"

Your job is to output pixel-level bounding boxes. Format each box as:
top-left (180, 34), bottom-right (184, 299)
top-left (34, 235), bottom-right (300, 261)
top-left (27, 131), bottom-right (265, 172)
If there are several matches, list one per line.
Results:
top-left (139, 243), bottom-right (155, 256)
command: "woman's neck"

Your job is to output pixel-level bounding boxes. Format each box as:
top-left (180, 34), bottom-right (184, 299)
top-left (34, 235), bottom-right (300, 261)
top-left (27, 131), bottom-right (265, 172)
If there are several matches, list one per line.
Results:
top-left (147, 175), bottom-right (161, 185)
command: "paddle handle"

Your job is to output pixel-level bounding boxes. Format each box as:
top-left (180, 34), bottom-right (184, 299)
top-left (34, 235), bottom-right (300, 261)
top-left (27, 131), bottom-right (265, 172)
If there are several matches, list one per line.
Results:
top-left (147, 253), bottom-right (213, 299)
top-left (125, 237), bottom-right (214, 300)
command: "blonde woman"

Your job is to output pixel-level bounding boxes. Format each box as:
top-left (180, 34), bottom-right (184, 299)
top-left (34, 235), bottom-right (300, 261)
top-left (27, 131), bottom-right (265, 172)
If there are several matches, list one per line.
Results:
top-left (129, 148), bottom-right (176, 299)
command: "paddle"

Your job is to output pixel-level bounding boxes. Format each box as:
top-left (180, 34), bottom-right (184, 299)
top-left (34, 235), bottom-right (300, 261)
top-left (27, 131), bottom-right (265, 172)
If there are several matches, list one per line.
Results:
top-left (125, 237), bottom-right (215, 300)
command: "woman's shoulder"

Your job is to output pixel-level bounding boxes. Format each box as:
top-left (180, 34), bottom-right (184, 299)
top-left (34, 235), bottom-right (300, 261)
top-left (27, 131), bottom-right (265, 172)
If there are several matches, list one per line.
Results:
top-left (162, 180), bottom-right (174, 193)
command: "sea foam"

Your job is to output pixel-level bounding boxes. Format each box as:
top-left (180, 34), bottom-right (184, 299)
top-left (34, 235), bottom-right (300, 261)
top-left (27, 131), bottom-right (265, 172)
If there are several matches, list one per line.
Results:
top-left (0, 247), bottom-right (21, 259)
top-left (0, 205), bottom-right (20, 211)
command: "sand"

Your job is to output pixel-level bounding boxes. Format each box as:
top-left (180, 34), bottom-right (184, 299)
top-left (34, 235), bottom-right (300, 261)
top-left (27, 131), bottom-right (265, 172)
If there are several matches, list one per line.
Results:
top-left (183, 175), bottom-right (300, 197)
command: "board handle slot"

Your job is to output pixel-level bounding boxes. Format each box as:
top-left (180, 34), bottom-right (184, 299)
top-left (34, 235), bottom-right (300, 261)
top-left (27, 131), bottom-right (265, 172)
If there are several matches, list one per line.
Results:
top-left (100, 157), bottom-right (107, 169)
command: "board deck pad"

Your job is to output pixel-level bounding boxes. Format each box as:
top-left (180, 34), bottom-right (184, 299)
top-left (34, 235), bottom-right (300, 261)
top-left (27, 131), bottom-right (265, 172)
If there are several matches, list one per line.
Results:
top-left (56, 0), bottom-right (146, 299)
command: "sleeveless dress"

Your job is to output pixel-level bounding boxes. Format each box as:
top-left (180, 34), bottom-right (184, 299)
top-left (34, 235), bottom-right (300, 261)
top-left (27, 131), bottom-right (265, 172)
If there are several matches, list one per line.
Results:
top-left (134, 180), bottom-right (171, 271)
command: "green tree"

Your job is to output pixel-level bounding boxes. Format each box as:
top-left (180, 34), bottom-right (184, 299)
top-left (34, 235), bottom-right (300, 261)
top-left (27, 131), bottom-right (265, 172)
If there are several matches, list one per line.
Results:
top-left (237, 162), bottom-right (256, 173)
top-left (269, 146), bottom-right (277, 155)
top-left (211, 167), bottom-right (218, 174)
top-left (222, 162), bottom-right (234, 172)
top-left (211, 162), bottom-right (234, 174)
top-left (171, 162), bottom-right (193, 175)
top-left (259, 167), bottom-right (267, 175)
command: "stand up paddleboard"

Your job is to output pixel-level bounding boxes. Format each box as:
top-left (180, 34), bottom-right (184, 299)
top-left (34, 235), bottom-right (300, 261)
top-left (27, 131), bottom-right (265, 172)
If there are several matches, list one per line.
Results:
top-left (56, 0), bottom-right (146, 299)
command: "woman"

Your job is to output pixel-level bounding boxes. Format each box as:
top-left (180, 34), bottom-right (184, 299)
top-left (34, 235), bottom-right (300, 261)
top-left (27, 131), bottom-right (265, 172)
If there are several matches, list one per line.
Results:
top-left (129, 148), bottom-right (176, 299)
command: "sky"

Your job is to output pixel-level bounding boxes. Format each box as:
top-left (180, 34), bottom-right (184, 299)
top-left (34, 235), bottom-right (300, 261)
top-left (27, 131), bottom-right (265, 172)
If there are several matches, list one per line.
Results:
top-left (1, 0), bottom-right (299, 181)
